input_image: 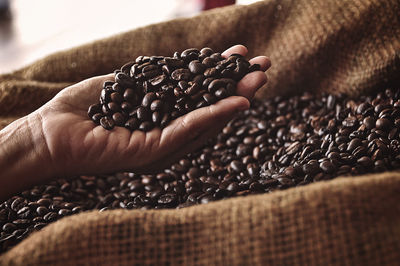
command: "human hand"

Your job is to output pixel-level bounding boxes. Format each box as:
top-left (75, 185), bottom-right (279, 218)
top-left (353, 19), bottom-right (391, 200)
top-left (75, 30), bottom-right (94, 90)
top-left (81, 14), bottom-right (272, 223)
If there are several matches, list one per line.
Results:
top-left (33, 45), bottom-right (270, 177)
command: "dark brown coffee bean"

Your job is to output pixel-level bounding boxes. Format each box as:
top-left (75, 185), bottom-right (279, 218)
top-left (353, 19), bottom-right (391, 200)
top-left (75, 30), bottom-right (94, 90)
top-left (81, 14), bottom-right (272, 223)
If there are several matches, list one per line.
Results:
top-left (110, 92), bottom-right (123, 104)
top-left (16, 207), bottom-right (30, 218)
top-left (43, 212), bottom-right (58, 222)
top-left (100, 116), bottom-right (115, 130)
top-left (363, 116), bottom-right (375, 129)
top-left (139, 121), bottom-right (153, 132)
top-left (149, 74), bottom-right (167, 87)
top-left (37, 198), bottom-right (51, 207)
top-left (376, 118), bottom-right (392, 131)
top-left (164, 58), bottom-right (184, 68)
top-left (157, 193), bottom-right (178, 206)
top-left (185, 83), bottom-right (201, 96)
top-left (142, 92), bottom-right (156, 107)
top-left (171, 69), bottom-right (191, 81)
top-left (87, 104), bottom-right (102, 117)
top-left (125, 117), bottom-right (140, 131)
top-left (108, 102), bottom-right (120, 113)
top-left (202, 57), bottom-right (217, 68)
top-left (36, 206), bottom-right (49, 216)
top-left (188, 60), bottom-right (206, 74)
top-left (11, 198), bottom-right (25, 212)
top-left (123, 88), bottom-right (137, 103)
top-left (152, 112), bottom-right (161, 125)
top-left (347, 138), bottom-right (362, 151)
top-left (214, 88), bottom-right (228, 99)
top-left (357, 156), bottom-right (373, 167)
top-left (112, 112), bottom-right (126, 126)
top-left (320, 161), bottom-right (336, 174)
top-left (160, 113), bottom-right (171, 128)
top-left (204, 67), bottom-right (218, 77)
top-left (91, 113), bottom-right (103, 124)
top-left (203, 93), bottom-right (217, 104)
top-left (115, 72), bottom-right (134, 88)
top-left (137, 106), bottom-right (151, 121)
top-left (2, 223), bottom-right (16, 233)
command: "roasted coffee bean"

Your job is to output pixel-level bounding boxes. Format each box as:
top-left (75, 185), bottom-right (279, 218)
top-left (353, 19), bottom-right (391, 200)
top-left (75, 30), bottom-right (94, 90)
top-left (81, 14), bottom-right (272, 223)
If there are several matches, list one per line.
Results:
top-left (171, 68), bottom-right (191, 81)
top-left (125, 117), bottom-right (140, 131)
top-left (152, 112), bottom-right (161, 125)
top-left (112, 112), bottom-right (126, 126)
top-left (376, 118), bottom-right (392, 131)
top-left (142, 92), bottom-right (156, 107)
top-left (150, 100), bottom-right (163, 111)
top-left (137, 107), bottom-right (151, 121)
top-left (320, 161), bottom-right (336, 174)
top-left (88, 104), bottom-right (102, 117)
top-left (188, 60), bottom-right (206, 74)
top-left (139, 121), bottom-right (153, 132)
top-left (110, 92), bottom-right (123, 104)
top-left (115, 72), bottom-right (134, 88)
top-left (123, 89), bottom-right (137, 102)
top-left (100, 116), bottom-right (115, 130)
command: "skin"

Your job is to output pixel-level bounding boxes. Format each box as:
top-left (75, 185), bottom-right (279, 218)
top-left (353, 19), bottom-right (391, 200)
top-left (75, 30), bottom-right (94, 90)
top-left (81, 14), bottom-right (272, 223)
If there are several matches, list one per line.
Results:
top-left (0, 45), bottom-right (271, 202)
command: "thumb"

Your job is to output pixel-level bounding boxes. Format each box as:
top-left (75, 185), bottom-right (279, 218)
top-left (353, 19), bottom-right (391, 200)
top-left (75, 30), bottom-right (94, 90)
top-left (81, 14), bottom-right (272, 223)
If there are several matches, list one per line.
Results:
top-left (158, 96), bottom-right (250, 154)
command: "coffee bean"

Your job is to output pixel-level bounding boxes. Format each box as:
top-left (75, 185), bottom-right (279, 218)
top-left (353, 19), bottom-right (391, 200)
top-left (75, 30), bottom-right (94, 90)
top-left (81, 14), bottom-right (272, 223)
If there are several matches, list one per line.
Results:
top-left (157, 193), bottom-right (178, 206)
top-left (376, 118), bottom-right (392, 131)
top-left (110, 92), bottom-right (123, 104)
top-left (215, 88), bottom-right (228, 99)
top-left (171, 68), bottom-right (191, 81)
top-left (139, 121), bottom-right (153, 132)
top-left (188, 60), bottom-right (206, 74)
top-left (142, 92), bottom-right (156, 107)
top-left (320, 161), bottom-right (336, 174)
top-left (112, 113), bottom-right (126, 126)
top-left (363, 116), bottom-right (375, 129)
top-left (125, 117), bottom-right (140, 131)
top-left (11, 198), bottom-right (25, 212)
top-left (100, 116), bottom-right (115, 130)
top-left (152, 112), bottom-right (161, 125)
top-left (137, 106), bottom-right (150, 121)
top-left (123, 89), bottom-right (137, 103)
top-left (115, 72), bottom-right (134, 88)
top-left (87, 104), bottom-right (102, 117)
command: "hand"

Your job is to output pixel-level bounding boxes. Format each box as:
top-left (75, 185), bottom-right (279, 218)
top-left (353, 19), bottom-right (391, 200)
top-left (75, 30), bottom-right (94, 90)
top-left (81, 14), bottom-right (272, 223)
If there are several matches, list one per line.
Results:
top-left (0, 45), bottom-right (270, 200)
top-left (35, 45), bottom-right (270, 175)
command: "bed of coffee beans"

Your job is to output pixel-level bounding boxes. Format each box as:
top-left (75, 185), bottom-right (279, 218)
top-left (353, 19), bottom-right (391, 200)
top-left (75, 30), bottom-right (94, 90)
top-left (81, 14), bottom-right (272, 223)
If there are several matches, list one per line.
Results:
top-left (88, 48), bottom-right (260, 131)
top-left (2, 88), bottom-right (400, 253)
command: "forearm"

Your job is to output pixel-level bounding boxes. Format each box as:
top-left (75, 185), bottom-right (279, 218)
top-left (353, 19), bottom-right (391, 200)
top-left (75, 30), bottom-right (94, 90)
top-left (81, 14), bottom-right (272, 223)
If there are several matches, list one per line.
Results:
top-left (0, 114), bottom-right (55, 202)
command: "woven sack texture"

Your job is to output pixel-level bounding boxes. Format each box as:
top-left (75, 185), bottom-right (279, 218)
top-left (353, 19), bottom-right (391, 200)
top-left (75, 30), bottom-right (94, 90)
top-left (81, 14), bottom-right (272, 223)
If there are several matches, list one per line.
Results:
top-left (1, 0), bottom-right (400, 265)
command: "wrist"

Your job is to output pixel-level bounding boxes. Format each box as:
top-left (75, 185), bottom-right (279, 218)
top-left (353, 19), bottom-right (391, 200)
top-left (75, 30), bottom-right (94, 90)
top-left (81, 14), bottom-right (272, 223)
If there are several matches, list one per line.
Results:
top-left (0, 113), bottom-right (56, 201)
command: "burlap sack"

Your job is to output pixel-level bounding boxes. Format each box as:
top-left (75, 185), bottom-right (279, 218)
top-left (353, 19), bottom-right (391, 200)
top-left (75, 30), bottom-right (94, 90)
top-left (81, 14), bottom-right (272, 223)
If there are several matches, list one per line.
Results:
top-left (1, 0), bottom-right (399, 264)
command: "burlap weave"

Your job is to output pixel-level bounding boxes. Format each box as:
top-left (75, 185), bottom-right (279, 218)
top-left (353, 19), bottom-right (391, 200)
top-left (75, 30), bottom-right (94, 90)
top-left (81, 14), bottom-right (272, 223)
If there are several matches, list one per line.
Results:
top-left (1, 0), bottom-right (400, 265)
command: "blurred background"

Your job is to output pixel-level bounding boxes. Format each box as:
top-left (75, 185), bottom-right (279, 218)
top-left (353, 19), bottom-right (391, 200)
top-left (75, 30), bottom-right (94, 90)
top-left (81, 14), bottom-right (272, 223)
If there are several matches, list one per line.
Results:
top-left (0, 0), bottom-right (260, 74)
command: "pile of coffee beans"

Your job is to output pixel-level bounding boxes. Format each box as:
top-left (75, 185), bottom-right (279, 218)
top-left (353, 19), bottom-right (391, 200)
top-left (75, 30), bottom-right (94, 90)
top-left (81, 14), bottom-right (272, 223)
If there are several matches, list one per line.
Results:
top-left (88, 48), bottom-right (259, 131)
top-left (2, 88), bottom-right (400, 253)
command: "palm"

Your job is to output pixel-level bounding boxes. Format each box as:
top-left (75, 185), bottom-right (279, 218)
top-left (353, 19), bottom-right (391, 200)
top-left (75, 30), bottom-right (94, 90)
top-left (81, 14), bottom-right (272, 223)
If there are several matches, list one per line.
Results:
top-left (36, 45), bottom-right (270, 176)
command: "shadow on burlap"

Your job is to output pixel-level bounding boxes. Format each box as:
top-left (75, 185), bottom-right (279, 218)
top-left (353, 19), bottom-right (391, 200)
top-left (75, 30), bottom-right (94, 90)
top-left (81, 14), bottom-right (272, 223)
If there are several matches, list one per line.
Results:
top-left (0, 0), bottom-right (400, 265)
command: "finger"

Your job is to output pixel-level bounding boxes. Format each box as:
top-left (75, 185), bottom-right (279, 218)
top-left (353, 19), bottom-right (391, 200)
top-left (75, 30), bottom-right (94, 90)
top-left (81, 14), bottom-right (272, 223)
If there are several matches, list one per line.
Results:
top-left (236, 71), bottom-right (268, 100)
top-left (222, 44), bottom-right (248, 58)
top-left (157, 96), bottom-right (249, 157)
top-left (249, 56), bottom-right (272, 72)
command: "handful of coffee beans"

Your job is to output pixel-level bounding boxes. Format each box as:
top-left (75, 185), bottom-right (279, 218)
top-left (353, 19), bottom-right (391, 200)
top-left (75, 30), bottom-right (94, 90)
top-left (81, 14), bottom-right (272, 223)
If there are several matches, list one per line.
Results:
top-left (87, 48), bottom-right (260, 131)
